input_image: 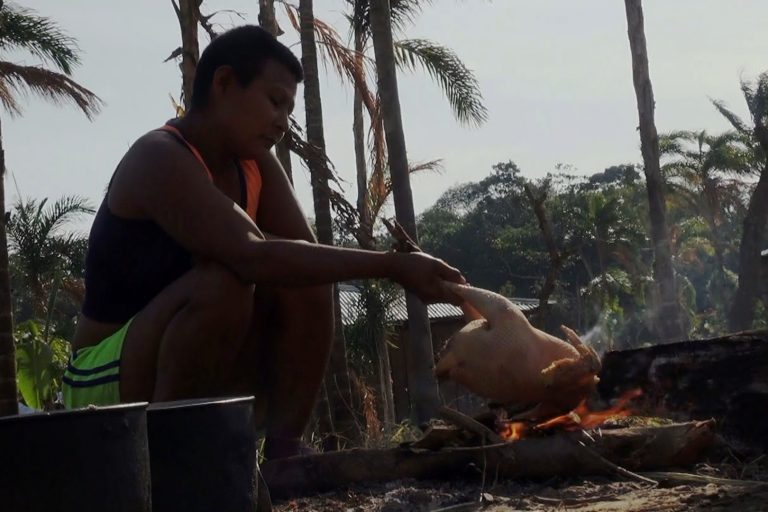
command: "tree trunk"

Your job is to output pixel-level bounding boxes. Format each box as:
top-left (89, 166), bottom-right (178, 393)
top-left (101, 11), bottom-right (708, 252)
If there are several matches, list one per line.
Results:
top-left (258, 0), bottom-right (293, 183)
top-left (173, 0), bottom-right (201, 111)
top-left (369, 0), bottom-right (439, 423)
top-left (353, 26), bottom-right (372, 249)
top-left (299, 0), bottom-right (357, 446)
top-left (0, 118), bottom-right (18, 417)
top-left (365, 283), bottom-right (396, 428)
top-left (729, 163), bottom-right (768, 331)
top-left (300, 0), bottom-right (333, 247)
top-left (523, 183), bottom-right (567, 328)
top-left (624, 0), bottom-right (686, 341)
top-left (598, 330), bottom-right (768, 450)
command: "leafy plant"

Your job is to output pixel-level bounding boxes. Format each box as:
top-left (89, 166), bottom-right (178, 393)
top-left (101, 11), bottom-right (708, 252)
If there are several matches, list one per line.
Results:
top-left (15, 319), bottom-right (69, 410)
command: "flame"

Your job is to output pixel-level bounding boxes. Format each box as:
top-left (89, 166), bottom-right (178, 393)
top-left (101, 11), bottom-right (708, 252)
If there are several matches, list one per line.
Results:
top-left (500, 421), bottom-right (528, 441)
top-left (499, 388), bottom-right (643, 441)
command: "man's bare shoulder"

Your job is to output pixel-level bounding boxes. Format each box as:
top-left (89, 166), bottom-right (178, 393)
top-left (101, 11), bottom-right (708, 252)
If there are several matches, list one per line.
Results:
top-left (109, 129), bottom-right (206, 217)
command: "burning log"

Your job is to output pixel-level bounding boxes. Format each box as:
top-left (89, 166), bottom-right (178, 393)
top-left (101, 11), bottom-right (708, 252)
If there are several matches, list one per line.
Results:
top-left (598, 330), bottom-right (768, 450)
top-left (261, 420), bottom-right (716, 499)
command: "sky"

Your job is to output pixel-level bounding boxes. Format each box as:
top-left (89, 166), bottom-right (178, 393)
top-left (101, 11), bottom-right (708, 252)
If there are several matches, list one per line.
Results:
top-left (6, 1), bottom-right (768, 234)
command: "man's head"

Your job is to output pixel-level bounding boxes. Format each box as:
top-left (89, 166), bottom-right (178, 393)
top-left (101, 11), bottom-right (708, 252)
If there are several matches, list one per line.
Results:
top-left (191, 25), bottom-right (303, 157)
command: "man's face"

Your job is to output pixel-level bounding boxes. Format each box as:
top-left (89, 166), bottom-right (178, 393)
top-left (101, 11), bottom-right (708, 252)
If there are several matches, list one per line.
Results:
top-left (217, 59), bottom-right (298, 159)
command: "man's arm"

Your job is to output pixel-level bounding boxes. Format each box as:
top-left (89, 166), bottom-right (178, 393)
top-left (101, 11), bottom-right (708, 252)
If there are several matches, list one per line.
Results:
top-left (255, 150), bottom-right (316, 243)
top-left (113, 134), bottom-right (463, 303)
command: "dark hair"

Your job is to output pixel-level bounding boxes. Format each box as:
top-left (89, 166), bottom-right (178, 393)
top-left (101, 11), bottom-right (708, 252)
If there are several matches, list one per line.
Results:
top-left (191, 25), bottom-right (303, 108)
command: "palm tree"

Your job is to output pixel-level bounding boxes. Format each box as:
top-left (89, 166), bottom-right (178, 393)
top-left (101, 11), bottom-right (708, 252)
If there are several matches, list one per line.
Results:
top-left (0, 2), bottom-right (100, 417)
top-left (712, 73), bottom-right (768, 331)
top-left (369, 0), bottom-right (439, 423)
top-left (347, 0), bottom-right (487, 248)
top-left (660, 130), bottom-right (752, 309)
top-left (623, 0), bottom-right (686, 341)
top-left (298, 0), bottom-right (360, 449)
top-left (257, 0), bottom-right (294, 183)
top-left (7, 196), bottom-right (94, 320)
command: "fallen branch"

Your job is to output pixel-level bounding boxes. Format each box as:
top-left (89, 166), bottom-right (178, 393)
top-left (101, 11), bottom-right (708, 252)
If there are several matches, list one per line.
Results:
top-left (639, 471), bottom-right (768, 488)
top-left (262, 420), bottom-right (716, 499)
top-left (438, 406), bottom-right (505, 445)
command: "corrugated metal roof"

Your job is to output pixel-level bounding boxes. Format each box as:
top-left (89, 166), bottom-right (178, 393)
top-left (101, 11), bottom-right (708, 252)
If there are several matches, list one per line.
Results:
top-left (338, 283), bottom-right (541, 327)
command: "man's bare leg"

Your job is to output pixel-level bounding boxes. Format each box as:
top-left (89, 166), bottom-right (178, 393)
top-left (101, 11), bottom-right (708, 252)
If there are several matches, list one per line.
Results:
top-left (240, 284), bottom-right (335, 459)
top-left (119, 262), bottom-right (254, 403)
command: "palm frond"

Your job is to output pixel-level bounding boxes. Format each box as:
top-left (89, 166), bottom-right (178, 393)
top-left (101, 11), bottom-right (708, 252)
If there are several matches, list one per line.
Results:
top-left (407, 158), bottom-right (443, 175)
top-left (0, 3), bottom-right (81, 74)
top-left (711, 98), bottom-right (750, 136)
top-left (0, 74), bottom-right (20, 115)
top-left (742, 72), bottom-right (768, 130)
top-left (393, 38), bottom-right (487, 126)
top-left (283, 2), bottom-right (377, 117)
top-left (347, 0), bottom-right (431, 43)
top-left (368, 159), bottom-right (443, 224)
top-left (0, 60), bottom-right (101, 118)
top-left (39, 196), bottom-right (94, 239)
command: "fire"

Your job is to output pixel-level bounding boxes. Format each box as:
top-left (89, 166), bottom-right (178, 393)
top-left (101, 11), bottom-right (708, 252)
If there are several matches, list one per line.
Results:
top-left (499, 388), bottom-right (643, 441)
top-left (501, 421), bottom-right (528, 441)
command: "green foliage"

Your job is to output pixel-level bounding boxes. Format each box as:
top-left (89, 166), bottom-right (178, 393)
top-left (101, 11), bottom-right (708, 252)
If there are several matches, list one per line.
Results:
top-left (418, 157), bottom-right (754, 348)
top-left (7, 195), bottom-right (93, 333)
top-left (15, 319), bottom-right (69, 409)
top-left (344, 280), bottom-right (399, 377)
top-left (393, 38), bottom-right (487, 125)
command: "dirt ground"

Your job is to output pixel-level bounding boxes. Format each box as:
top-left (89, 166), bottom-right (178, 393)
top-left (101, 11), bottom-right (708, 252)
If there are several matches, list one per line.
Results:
top-left (273, 458), bottom-right (768, 512)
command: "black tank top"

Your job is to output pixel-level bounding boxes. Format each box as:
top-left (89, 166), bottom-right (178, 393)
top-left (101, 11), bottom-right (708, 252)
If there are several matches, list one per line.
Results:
top-left (81, 127), bottom-right (250, 324)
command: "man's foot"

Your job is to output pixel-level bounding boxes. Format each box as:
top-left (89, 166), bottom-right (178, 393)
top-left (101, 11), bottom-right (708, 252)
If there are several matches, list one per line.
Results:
top-left (262, 436), bottom-right (317, 461)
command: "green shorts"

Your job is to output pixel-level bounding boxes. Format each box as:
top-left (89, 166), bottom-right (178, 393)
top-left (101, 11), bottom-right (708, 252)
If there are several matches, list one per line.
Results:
top-left (62, 319), bottom-right (133, 409)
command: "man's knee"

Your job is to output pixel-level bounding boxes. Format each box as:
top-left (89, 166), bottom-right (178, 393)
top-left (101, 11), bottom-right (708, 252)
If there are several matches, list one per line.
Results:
top-left (189, 262), bottom-right (254, 330)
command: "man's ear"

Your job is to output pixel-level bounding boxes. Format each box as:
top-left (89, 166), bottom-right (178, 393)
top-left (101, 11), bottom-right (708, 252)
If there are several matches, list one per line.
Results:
top-left (210, 65), bottom-right (237, 99)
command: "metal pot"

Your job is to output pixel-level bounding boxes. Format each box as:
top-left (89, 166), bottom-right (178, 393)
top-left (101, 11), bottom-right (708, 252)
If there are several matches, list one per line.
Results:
top-left (147, 395), bottom-right (268, 511)
top-left (0, 402), bottom-right (151, 512)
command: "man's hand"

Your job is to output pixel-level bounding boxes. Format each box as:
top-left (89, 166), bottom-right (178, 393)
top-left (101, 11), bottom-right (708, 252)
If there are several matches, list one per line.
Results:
top-left (389, 252), bottom-right (466, 305)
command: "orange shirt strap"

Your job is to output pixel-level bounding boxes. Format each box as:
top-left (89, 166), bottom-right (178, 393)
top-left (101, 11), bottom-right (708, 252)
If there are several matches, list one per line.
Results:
top-left (239, 160), bottom-right (262, 220)
top-left (159, 124), bottom-right (262, 220)
top-left (158, 124), bottom-right (214, 180)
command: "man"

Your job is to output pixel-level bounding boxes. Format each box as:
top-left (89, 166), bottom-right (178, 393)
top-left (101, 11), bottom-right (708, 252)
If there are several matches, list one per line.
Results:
top-left (64, 25), bottom-right (464, 459)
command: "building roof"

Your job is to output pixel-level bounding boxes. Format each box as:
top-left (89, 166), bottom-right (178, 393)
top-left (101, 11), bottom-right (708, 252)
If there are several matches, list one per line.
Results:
top-left (338, 283), bottom-right (541, 327)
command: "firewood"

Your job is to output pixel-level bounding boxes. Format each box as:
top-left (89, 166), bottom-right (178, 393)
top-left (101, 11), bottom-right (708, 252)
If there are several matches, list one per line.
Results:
top-left (410, 424), bottom-right (466, 450)
top-left (639, 471), bottom-right (768, 488)
top-left (261, 420), bottom-right (716, 499)
top-left (382, 218), bottom-right (421, 253)
top-left (438, 406), bottom-right (506, 445)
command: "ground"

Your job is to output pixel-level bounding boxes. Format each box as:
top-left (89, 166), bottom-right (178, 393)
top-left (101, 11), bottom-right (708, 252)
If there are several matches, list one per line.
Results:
top-left (273, 458), bottom-right (768, 511)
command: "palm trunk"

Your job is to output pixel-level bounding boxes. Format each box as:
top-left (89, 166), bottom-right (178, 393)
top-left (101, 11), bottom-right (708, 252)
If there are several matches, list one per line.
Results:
top-left (702, 178), bottom-right (731, 309)
top-left (729, 162), bottom-right (768, 331)
top-left (369, 0), bottom-right (439, 423)
top-left (353, 26), bottom-right (372, 249)
top-left (258, 0), bottom-right (294, 183)
top-left (624, 0), bottom-right (686, 341)
top-left (300, 0), bottom-right (333, 246)
top-left (0, 118), bottom-right (18, 417)
top-left (173, 0), bottom-right (201, 111)
top-left (299, 0), bottom-right (357, 446)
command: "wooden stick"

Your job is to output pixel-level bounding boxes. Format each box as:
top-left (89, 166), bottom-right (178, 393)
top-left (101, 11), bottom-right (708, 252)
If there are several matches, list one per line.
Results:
top-left (639, 471), bottom-right (768, 488)
top-left (438, 406), bottom-right (506, 445)
top-left (382, 218), bottom-right (421, 253)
